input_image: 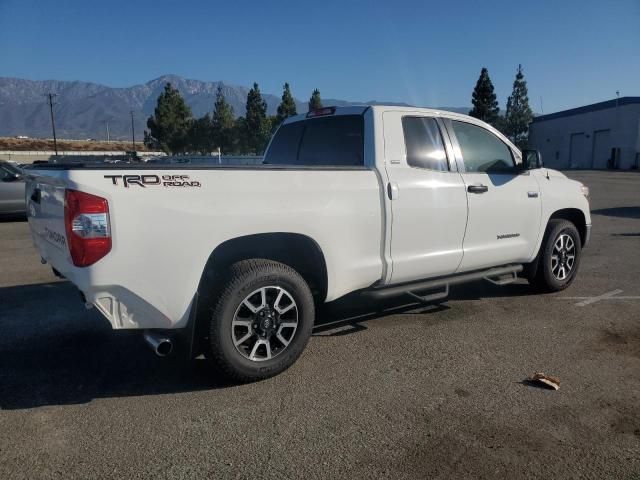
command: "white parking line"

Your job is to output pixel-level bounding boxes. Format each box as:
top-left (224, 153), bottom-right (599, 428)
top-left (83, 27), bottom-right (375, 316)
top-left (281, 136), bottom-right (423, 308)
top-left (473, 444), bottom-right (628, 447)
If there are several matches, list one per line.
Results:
top-left (558, 289), bottom-right (640, 306)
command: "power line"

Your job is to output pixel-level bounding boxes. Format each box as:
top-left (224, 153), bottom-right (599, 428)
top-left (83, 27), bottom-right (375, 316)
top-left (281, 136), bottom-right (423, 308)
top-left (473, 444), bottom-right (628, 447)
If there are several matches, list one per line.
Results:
top-left (46, 93), bottom-right (58, 155)
top-left (130, 110), bottom-right (135, 151)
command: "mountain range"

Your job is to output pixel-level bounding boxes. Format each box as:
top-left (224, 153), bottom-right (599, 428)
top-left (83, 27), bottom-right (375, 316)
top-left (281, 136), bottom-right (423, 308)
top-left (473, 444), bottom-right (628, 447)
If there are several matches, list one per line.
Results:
top-left (0, 75), bottom-right (470, 141)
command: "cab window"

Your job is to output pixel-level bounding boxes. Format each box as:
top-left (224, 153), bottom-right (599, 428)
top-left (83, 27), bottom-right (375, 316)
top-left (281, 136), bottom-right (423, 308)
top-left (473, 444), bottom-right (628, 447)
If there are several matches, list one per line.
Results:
top-left (401, 117), bottom-right (449, 171)
top-left (451, 121), bottom-right (515, 172)
top-left (265, 115), bottom-right (364, 167)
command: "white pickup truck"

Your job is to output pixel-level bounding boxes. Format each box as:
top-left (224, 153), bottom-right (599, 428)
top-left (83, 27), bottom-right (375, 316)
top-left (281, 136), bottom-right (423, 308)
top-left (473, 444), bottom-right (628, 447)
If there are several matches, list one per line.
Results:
top-left (25, 106), bottom-right (591, 381)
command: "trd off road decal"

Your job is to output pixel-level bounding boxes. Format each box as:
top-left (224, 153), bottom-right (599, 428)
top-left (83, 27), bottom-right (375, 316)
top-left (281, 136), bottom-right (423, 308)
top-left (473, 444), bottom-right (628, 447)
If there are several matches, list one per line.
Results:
top-left (104, 174), bottom-right (201, 188)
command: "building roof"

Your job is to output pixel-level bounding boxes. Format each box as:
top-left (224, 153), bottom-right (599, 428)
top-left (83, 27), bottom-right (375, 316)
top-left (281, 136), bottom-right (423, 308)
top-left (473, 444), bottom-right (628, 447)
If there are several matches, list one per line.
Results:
top-left (532, 97), bottom-right (640, 123)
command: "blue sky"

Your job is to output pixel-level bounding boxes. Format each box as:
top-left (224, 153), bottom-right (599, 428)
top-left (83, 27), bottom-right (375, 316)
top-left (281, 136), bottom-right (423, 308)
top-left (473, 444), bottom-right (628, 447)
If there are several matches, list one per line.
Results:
top-left (1, 0), bottom-right (638, 113)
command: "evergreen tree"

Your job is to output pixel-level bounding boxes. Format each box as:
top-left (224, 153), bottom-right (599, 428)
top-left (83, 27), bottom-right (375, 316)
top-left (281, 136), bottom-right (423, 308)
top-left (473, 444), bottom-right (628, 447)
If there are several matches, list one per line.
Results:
top-left (244, 82), bottom-right (270, 154)
top-left (469, 67), bottom-right (500, 126)
top-left (187, 115), bottom-right (215, 154)
top-left (308, 88), bottom-right (322, 111)
top-left (276, 82), bottom-right (297, 124)
top-left (211, 85), bottom-right (236, 154)
top-left (267, 115), bottom-right (280, 135)
top-left (144, 83), bottom-right (193, 154)
top-left (504, 64), bottom-right (534, 149)
top-left (233, 116), bottom-right (248, 154)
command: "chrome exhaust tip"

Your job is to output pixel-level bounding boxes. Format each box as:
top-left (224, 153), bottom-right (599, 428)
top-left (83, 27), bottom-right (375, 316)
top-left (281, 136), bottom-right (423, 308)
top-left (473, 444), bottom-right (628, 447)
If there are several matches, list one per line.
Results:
top-left (143, 331), bottom-right (173, 357)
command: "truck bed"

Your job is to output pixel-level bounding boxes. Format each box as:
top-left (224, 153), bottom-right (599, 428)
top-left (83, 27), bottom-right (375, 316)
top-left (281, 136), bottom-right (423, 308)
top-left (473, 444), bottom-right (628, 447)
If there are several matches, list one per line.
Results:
top-left (25, 165), bottom-right (385, 330)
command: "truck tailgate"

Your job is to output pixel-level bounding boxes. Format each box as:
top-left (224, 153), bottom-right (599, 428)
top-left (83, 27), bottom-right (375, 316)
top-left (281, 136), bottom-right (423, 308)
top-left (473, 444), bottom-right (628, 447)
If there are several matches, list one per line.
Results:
top-left (25, 171), bottom-right (73, 273)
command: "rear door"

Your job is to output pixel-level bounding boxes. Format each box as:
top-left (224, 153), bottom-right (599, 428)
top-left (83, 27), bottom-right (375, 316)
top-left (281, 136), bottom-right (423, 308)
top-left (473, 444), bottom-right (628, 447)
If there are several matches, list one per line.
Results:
top-left (382, 111), bottom-right (468, 284)
top-left (445, 119), bottom-right (541, 271)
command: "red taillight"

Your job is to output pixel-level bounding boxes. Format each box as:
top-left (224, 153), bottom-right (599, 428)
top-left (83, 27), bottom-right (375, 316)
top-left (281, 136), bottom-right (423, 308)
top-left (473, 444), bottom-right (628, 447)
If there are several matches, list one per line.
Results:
top-left (64, 189), bottom-right (111, 267)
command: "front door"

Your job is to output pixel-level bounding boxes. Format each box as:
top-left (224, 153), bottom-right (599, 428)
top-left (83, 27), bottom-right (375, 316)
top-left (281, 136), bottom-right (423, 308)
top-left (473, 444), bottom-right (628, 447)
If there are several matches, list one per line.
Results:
top-left (382, 111), bottom-right (468, 284)
top-left (445, 119), bottom-right (542, 272)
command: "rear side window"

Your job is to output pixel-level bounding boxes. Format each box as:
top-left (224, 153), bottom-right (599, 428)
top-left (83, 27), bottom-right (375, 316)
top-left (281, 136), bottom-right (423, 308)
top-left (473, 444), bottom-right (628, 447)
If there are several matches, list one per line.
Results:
top-left (263, 121), bottom-right (304, 164)
top-left (451, 121), bottom-right (514, 172)
top-left (401, 117), bottom-right (448, 171)
top-left (264, 115), bottom-right (364, 167)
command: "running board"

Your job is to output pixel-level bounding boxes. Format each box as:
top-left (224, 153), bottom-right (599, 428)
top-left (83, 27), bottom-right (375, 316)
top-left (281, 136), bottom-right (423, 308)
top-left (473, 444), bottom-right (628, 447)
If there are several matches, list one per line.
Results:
top-left (365, 264), bottom-right (523, 301)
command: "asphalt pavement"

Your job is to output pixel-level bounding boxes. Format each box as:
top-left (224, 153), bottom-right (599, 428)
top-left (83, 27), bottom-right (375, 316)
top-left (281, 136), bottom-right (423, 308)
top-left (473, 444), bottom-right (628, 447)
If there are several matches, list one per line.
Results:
top-left (0, 171), bottom-right (638, 479)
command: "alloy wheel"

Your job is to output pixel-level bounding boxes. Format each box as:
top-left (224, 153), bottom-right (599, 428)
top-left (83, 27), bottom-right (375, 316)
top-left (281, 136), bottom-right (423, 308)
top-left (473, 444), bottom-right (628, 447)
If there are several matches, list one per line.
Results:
top-left (551, 233), bottom-right (576, 281)
top-left (231, 286), bottom-right (298, 362)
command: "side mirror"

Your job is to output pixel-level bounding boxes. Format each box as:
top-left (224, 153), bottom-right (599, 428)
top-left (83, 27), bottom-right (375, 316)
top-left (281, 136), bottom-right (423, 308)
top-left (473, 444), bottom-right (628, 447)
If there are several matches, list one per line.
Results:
top-left (521, 149), bottom-right (543, 170)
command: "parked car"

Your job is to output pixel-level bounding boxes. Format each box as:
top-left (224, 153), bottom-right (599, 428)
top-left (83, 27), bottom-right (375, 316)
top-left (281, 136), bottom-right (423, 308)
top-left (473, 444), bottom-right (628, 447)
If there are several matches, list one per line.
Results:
top-left (24, 106), bottom-right (591, 381)
top-left (0, 160), bottom-right (26, 215)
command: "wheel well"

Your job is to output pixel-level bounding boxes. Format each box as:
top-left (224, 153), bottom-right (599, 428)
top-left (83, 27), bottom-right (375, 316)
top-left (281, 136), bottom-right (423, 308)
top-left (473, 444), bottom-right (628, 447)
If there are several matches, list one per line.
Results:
top-left (549, 208), bottom-right (587, 246)
top-left (198, 233), bottom-right (328, 303)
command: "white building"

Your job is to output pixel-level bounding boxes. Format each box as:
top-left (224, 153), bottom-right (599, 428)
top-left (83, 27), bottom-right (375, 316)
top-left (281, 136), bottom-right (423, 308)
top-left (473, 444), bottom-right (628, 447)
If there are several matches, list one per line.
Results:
top-left (529, 97), bottom-right (640, 170)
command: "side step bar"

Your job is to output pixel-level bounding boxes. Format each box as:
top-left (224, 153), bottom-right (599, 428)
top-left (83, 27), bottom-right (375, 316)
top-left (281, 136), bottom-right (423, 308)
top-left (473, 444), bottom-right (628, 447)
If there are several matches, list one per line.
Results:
top-left (365, 264), bottom-right (523, 301)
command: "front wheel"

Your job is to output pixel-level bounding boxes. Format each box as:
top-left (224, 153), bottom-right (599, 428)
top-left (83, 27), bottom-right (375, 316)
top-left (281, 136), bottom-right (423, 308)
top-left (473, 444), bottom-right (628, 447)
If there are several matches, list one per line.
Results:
top-left (206, 259), bottom-right (315, 382)
top-left (531, 219), bottom-right (582, 292)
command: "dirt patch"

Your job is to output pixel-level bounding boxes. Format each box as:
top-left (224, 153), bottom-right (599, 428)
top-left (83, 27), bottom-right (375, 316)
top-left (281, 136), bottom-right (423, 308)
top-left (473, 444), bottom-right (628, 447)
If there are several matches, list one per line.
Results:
top-left (454, 388), bottom-right (471, 398)
top-left (599, 327), bottom-right (640, 359)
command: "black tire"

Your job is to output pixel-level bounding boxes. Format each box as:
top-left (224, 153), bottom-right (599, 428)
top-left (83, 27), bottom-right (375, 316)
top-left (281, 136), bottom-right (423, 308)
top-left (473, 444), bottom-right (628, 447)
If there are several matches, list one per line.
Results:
top-left (531, 219), bottom-right (582, 292)
top-left (206, 259), bottom-right (315, 382)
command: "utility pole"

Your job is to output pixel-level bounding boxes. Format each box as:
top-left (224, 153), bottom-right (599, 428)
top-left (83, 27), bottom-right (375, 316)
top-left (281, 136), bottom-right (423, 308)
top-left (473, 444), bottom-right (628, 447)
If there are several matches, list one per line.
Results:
top-left (106, 120), bottom-right (110, 142)
top-left (130, 110), bottom-right (135, 150)
top-left (46, 93), bottom-right (58, 155)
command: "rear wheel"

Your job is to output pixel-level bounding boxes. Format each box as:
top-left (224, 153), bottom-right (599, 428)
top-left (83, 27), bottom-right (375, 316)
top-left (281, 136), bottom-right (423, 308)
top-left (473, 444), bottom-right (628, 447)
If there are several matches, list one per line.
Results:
top-left (206, 259), bottom-right (314, 382)
top-left (531, 219), bottom-right (582, 292)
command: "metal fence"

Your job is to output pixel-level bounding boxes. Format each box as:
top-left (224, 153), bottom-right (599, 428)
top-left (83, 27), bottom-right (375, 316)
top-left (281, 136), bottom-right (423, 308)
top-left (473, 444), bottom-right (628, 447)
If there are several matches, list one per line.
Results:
top-left (0, 150), bottom-right (165, 163)
top-left (0, 151), bottom-right (263, 166)
top-left (153, 155), bottom-right (264, 165)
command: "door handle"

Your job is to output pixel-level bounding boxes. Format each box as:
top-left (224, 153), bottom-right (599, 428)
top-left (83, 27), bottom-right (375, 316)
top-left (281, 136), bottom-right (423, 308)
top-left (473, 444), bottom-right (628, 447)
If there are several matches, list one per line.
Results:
top-left (527, 191), bottom-right (539, 198)
top-left (387, 182), bottom-right (399, 200)
top-left (467, 184), bottom-right (488, 194)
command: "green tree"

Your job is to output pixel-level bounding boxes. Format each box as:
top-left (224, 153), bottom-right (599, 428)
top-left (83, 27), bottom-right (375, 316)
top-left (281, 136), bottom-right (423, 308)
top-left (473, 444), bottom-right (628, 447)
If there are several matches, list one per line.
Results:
top-left (504, 64), bottom-right (534, 149)
top-left (211, 86), bottom-right (236, 153)
top-left (469, 67), bottom-right (500, 126)
top-left (267, 115), bottom-right (280, 135)
top-left (233, 116), bottom-right (248, 154)
top-left (276, 82), bottom-right (297, 124)
top-left (244, 82), bottom-right (270, 154)
top-left (144, 83), bottom-right (193, 154)
top-left (187, 115), bottom-right (215, 154)
top-left (308, 88), bottom-right (322, 111)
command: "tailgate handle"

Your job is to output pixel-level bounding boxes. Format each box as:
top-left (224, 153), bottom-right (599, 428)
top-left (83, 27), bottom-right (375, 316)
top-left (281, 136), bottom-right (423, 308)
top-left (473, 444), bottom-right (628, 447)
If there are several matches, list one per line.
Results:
top-left (31, 188), bottom-right (41, 204)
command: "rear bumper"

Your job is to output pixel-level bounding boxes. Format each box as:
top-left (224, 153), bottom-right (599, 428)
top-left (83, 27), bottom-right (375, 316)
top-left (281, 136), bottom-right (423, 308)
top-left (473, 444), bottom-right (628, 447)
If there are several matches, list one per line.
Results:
top-left (31, 227), bottom-right (191, 331)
